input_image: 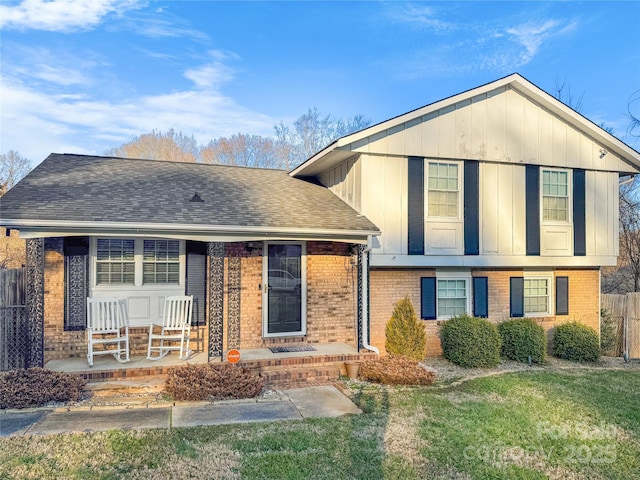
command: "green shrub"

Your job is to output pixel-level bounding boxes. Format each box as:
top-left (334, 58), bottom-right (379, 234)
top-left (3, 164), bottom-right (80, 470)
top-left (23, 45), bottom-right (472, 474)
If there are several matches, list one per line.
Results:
top-left (600, 309), bottom-right (623, 357)
top-left (359, 355), bottom-right (436, 385)
top-left (0, 368), bottom-right (86, 409)
top-left (440, 315), bottom-right (502, 368)
top-left (385, 296), bottom-right (426, 361)
top-left (498, 318), bottom-right (546, 363)
top-left (552, 321), bottom-right (601, 362)
top-left (165, 363), bottom-right (264, 401)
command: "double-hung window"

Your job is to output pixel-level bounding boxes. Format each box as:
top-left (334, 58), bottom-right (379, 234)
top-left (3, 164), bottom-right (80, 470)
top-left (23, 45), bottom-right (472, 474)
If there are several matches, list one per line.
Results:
top-left (542, 169), bottom-right (570, 222)
top-left (94, 238), bottom-right (183, 287)
top-left (524, 278), bottom-right (549, 315)
top-left (421, 273), bottom-right (473, 320)
top-left (437, 279), bottom-right (467, 317)
top-left (96, 239), bottom-right (135, 285)
top-left (143, 240), bottom-right (180, 285)
top-left (427, 162), bottom-right (460, 218)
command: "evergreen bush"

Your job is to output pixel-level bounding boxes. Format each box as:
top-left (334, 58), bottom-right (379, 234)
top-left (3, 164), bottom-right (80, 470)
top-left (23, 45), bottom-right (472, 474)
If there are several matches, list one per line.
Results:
top-left (385, 296), bottom-right (427, 361)
top-left (498, 318), bottom-right (546, 363)
top-left (552, 321), bottom-right (601, 362)
top-left (440, 315), bottom-right (501, 368)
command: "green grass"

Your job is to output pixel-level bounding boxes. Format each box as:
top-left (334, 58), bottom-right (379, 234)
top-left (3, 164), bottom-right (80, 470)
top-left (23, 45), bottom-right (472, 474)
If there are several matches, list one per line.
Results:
top-left (1, 370), bottom-right (638, 479)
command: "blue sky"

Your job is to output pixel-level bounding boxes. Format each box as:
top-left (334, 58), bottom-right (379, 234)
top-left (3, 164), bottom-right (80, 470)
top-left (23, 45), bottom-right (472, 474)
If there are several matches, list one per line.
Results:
top-left (1, 1), bottom-right (639, 165)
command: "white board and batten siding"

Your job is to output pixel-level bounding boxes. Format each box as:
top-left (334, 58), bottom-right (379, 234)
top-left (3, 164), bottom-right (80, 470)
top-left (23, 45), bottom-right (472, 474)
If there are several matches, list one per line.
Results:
top-left (346, 85), bottom-right (633, 174)
top-left (317, 156), bottom-right (361, 212)
top-left (315, 85), bottom-right (625, 266)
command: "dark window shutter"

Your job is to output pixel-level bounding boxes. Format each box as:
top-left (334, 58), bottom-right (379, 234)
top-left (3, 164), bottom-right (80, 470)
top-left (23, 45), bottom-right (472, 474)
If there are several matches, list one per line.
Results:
top-left (464, 160), bottom-right (480, 255)
top-left (510, 277), bottom-right (525, 317)
top-left (408, 157), bottom-right (425, 255)
top-left (525, 165), bottom-right (540, 256)
top-left (573, 169), bottom-right (586, 256)
top-left (186, 241), bottom-right (207, 326)
top-left (473, 276), bottom-right (488, 318)
top-left (420, 277), bottom-right (437, 320)
top-left (64, 236), bottom-right (89, 331)
top-left (556, 276), bottom-right (569, 315)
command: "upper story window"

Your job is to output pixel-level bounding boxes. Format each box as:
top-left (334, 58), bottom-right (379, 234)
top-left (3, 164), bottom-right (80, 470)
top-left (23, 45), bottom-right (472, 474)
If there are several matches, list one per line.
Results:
top-left (542, 169), bottom-right (570, 222)
top-left (427, 162), bottom-right (460, 218)
top-left (96, 239), bottom-right (135, 285)
top-left (143, 240), bottom-right (180, 285)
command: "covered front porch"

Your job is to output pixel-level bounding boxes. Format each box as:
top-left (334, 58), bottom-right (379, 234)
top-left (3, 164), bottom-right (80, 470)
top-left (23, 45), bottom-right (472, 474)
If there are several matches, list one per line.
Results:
top-left (45, 343), bottom-right (377, 385)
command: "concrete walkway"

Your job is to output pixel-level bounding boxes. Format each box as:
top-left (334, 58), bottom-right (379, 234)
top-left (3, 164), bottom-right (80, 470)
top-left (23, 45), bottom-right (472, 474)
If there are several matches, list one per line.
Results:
top-left (0, 385), bottom-right (361, 437)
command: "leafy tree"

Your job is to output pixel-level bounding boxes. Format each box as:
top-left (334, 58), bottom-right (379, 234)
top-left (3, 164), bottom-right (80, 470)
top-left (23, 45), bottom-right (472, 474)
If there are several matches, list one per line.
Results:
top-left (0, 150), bottom-right (31, 268)
top-left (105, 128), bottom-right (198, 163)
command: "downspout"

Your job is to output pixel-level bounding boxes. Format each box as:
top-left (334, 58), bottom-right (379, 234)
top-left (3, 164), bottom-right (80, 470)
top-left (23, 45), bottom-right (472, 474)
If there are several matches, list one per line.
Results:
top-left (361, 236), bottom-right (380, 355)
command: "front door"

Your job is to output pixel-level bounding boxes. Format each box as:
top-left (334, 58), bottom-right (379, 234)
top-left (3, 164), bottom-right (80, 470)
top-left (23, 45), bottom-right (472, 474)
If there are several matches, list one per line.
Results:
top-left (263, 242), bottom-right (306, 336)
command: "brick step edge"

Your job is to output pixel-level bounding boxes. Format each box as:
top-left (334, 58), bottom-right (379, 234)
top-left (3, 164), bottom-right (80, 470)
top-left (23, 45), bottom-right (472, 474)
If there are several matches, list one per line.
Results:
top-left (258, 366), bottom-right (341, 386)
top-left (237, 353), bottom-right (377, 370)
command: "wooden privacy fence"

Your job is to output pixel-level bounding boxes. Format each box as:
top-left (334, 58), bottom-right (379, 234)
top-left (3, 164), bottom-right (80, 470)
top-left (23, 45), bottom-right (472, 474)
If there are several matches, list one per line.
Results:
top-left (601, 292), bottom-right (640, 359)
top-left (0, 268), bottom-right (27, 371)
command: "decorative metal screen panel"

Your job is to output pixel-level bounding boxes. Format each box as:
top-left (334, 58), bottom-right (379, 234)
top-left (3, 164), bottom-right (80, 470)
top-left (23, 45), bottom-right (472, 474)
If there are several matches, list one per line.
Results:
top-left (64, 237), bottom-right (89, 331)
top-left (26, 238), bottom-right (45, 367)
top-left (227, 255), bottom-right (241, 349)
top-left (208, 242), bottom-right (224, 358)
top-left (357, 245), bottom-right (364, 350)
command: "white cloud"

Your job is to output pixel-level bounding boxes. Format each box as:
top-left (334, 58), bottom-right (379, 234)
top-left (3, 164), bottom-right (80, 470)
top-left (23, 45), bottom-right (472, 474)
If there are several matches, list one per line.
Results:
top-left (0, 0), bottom-right (143, 32)
top-left (506, 19), bottom-right (578, 65)
top-left (184, 51), bottom-right (239, 89)
top-left (390, 16), bottom-right (579, 79)
top-left (0, 55), bottom-right (277, 163)
top-left (385, 3), bottom-right (454, 32)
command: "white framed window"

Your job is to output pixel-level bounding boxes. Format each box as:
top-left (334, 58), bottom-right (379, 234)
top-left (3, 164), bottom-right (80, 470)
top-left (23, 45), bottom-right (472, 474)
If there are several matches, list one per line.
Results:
top-left (96, 239), bottom-right (135, 285)
top-left (541, 169), bottom-right (571, 223)
top-left (427, 161), bottom-right (461, 218)
top-left (92, 238), bottom-right (184, 287)
top-left (143, 240), bottom-right (180, 285)
top-left (437, 279), bottom-right (467, 317)
top-left (523, 274), bottom-right (554, 316)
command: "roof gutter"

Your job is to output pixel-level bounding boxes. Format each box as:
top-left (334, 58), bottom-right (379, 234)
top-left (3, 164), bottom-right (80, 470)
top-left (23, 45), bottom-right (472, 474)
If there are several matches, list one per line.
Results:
top-left (1, 219), bottom-right (379, 242)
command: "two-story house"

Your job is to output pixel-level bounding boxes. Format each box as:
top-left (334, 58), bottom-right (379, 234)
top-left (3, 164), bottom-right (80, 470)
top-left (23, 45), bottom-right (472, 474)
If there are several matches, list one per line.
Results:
top-left (291, 73), bottom-right (640, 354)
top-left (2, 73), bottom-right (639, 375)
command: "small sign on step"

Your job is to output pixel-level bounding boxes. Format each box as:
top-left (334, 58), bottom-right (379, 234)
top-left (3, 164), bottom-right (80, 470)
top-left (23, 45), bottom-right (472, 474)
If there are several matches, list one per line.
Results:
top-left (227, 349), bottom-right (240, 363)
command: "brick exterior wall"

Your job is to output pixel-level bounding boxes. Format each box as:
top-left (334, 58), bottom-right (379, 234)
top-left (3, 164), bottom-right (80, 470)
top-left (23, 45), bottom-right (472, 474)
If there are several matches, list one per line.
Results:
top-left (369, 267), bottom-right (600, 357)
top-left (40, 239), bottom-right (358, 362)
top-left (224, 241), bottom-right (358, 350)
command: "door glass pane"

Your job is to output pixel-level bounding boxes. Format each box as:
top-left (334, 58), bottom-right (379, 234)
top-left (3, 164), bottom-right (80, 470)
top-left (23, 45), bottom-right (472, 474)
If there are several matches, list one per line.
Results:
top-left (267, 244), bottom-right (302, 334)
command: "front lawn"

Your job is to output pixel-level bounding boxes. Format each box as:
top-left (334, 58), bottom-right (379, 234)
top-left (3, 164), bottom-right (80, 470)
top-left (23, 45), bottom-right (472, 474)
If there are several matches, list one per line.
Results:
top-left (1, 369), bottom-right (638, 479)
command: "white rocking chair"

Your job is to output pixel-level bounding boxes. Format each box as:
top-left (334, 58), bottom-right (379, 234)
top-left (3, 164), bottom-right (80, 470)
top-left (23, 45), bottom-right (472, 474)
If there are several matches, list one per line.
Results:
top-left (147, 295), bottom-right (194, 361)
top-left (86, 297), bottom-right (130, 367)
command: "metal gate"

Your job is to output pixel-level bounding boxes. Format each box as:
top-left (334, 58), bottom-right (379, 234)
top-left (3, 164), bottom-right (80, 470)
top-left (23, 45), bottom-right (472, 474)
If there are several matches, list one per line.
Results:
top-left (0, 268), bottom-right (27, 370)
